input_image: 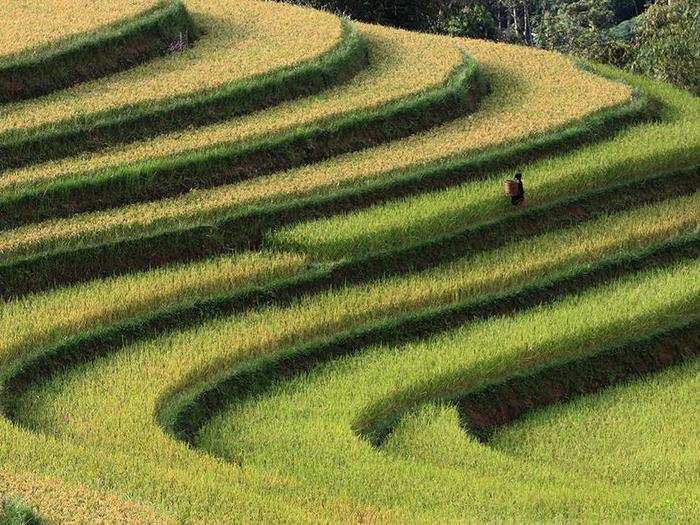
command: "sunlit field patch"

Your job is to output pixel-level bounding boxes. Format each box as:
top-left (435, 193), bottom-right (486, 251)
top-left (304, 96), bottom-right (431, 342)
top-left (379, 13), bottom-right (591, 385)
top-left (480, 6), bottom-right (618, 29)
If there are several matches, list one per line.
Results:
top-left (0, 23), bottom-right (460, 194)
top-left (0, 39), bottom-right (631, 262)
top-left (1, 193), bottom-right (694, 367)
top-left (5, 203), bottom-right (694, 445)
top-left (0, 0), bottom-right (157, 60)
top-left (0, 0), bottom-right (343, 134)
top-left (269, 70), bottom-right (699, 259)
top-left (4, 198), bottom-right (697, 520)
top-left (490, 359), bottom-right (700, 487)
top-left (0, 251), bottom-right (307, 365)
top-left (197, 261), bottom-right (699, 522)
top-left (0, 469), bottom-right (172, 524)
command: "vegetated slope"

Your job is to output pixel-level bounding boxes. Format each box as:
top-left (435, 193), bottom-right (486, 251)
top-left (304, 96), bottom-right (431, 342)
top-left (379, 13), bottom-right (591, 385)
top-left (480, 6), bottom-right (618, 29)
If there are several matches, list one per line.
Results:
top-left (0, 1), bottom-right (196, 102)
top-left (0, 0), bottom-right (697, 521)
top-left (0, 1), bottom-right (156, 59)
top-left (0, 0), bottom-right (363, 169)
top-left (0, 470), bottom-right (171, 524)
top-left (489, 358), bottom-right (700, 487)
top-left (0, 41), bottom-right (627, 288)
top-left (0, 24), bottom-right (478, 227)
top-left (0, 498), bottom-right (40, 525)
top-left (0, 0), bottom-right (346, 133)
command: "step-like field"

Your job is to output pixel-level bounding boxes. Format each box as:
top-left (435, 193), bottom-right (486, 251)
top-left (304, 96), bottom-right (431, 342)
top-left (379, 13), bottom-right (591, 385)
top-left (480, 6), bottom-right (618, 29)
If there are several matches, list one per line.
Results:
top-left (0, 1), bottom-right (200, 103)
top-left (0, 0), bottom-right (697, 522)
top-left (1, 1), bottom-right (153, 52)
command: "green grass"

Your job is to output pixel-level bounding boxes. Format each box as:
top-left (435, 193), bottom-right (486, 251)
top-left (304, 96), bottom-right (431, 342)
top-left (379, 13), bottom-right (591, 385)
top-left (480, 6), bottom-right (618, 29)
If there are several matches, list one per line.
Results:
top-left (0, 251), bottom-right (307, 374)
top-left (380, 344), bottom-right (698, 493)
top-left (5, 190), bottom-right (692, 363)
top-left (0, 12), bottom-right (365, 169)
top-left (1, 194), bottom-right (695, 520)
top-left (490, 359), bottom-right (700, 487)
top-left (0, 49), bottom-right (485, 228)
top-left (194, 261), bottom-right (699, 522)
top-left (0, 499), bottom-right (40, 525)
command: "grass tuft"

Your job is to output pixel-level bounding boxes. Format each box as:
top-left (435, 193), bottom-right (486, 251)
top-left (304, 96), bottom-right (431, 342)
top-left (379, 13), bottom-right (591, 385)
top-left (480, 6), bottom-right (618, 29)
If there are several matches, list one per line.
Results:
top-left (0, 500), bottom-right (40, 525)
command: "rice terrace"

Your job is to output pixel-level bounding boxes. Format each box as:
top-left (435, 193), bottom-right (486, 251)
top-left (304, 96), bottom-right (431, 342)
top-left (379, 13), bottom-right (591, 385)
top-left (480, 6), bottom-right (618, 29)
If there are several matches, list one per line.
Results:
top-left (0, 0), bottom-right (697, 522)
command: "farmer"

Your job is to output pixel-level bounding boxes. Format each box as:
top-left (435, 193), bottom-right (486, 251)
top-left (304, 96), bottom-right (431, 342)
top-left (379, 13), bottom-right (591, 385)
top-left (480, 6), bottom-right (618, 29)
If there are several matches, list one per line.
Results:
top-left (511, 173), bottom-right (525, 206)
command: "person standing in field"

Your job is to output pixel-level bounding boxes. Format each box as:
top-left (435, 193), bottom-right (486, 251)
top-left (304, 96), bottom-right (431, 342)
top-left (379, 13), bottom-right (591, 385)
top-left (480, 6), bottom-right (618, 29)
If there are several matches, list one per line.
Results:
top-left (507, 173), bottom-right (525, 206)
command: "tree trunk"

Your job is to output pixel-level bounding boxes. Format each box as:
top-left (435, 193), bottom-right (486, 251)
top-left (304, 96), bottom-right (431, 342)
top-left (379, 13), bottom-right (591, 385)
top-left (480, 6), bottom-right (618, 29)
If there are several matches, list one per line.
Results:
top-left (512, 5), bottom-right (521, 39)
top-left (523, 1), bottom-right (531, 44)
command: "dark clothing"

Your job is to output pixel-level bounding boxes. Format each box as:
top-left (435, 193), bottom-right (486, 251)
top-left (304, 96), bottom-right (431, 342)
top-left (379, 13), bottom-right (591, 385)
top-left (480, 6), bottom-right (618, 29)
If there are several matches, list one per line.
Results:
top-left (511, 179), bottom-right (524, 206)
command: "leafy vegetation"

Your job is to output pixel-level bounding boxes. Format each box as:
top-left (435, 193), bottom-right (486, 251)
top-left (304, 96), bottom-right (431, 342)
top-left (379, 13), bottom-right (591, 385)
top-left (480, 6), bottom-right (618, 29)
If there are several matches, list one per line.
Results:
top-left (491, 358), bottom-right (700, 486)
top-left (628, 0), bottom-right (699, 93)
top-left (0, 499), bottom-right (40, 525)
top-left (198, 262), bottom-right (699, 522)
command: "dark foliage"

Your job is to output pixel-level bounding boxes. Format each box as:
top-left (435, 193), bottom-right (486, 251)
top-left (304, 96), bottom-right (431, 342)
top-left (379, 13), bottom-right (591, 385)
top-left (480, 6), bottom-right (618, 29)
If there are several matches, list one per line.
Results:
top-left (629, 0), bottom-right (699, 94)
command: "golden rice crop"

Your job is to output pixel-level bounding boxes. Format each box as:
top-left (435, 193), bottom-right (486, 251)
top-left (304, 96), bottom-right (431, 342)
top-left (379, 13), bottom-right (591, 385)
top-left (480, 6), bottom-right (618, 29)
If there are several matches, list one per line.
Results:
top-left (0, 469), bottom-right (171, 523)
top-left (0, 24), bottom-right (461, 195)
top-left (0, 36), bottom-right (630, 261)
top-left (0, 0), bottom-right (157, 60)
top-left (270, 119), bottom-right (700, 259)
top-left (3, 193), bottom-right (695, 387)
top-left (0, 2), bottom-right (692, 519)
top-left (0, 251), bottom-right (306, 364)
top-left (0, 0), bottom-right (343, 134)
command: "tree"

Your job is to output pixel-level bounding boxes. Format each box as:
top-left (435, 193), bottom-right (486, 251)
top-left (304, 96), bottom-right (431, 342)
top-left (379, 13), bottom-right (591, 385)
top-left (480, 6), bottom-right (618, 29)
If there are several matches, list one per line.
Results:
top-left (534, 0), bottom-right (626, 63)
top-left (287, 0), bottom-right (441, 31)
top-left (284, 0), bottom-right (698, 94)
top-left (609, 0), bottom-right (644, 23)
top-left (434, 2), bottom-right (500, 39)
top-left (629, 0), bottom-right (700, 94)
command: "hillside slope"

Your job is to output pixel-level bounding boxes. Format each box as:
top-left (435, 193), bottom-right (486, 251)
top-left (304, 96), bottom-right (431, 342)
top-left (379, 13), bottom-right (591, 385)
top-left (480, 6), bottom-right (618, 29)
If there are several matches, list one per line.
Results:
top-left (0, 0), bottom-right (195, 101)
top-left (0, 0), bottom-right (697, 522)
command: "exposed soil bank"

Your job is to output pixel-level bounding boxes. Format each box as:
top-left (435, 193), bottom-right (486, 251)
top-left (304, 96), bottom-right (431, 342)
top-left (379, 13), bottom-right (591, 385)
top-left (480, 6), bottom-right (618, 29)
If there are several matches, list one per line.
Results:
top-left (453, 322), bottom-right (699, 442)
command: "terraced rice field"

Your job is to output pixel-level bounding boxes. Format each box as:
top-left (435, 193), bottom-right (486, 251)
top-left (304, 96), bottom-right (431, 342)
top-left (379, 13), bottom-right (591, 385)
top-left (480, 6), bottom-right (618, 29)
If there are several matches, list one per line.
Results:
top-left (0, 1), bottom-right (160, 56)
top-left (0, 0), bottom-right (698, 522)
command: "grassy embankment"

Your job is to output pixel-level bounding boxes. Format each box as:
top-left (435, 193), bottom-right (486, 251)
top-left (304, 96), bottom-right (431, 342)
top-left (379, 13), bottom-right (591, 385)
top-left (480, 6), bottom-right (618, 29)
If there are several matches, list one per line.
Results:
top-left (0, 1), bottom-right (196, 102)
